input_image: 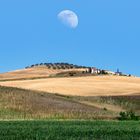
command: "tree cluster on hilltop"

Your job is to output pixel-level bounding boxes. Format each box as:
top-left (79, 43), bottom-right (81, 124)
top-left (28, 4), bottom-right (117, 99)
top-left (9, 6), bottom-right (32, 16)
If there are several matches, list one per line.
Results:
top-left (25, 63), bottom-right (88, 70)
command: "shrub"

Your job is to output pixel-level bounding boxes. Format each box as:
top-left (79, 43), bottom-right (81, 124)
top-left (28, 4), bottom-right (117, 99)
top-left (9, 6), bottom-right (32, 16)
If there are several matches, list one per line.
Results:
top-left (119, 111), bottom-right (139, 120)
top-left (103, 107), bottom-right (107, 111)
top-left (69, 72), bottom-right (74, 76)
top-left (100, 70), bottom-right (108, 75)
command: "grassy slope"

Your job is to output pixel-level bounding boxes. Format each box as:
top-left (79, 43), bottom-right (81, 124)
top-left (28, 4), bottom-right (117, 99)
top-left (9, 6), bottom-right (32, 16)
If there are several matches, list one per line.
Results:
top-left (0, 86), bottom-right (112, 119)
top-left (0, 120), bottom-right (139, 140)
top-left (72, 96), bottom-right (140, 115)
top-left (0, 86), bottom-right (139, 120)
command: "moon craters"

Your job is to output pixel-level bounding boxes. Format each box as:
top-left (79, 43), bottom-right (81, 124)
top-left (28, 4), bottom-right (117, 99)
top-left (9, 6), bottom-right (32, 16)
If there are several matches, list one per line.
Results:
top-left (58, 10), bottom-right (78, 28)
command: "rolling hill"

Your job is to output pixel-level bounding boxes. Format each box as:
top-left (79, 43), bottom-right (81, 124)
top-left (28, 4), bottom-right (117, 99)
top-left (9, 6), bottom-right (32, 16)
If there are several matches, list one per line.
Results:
top-left (0, 86), bottom-right (117, 119)
top-left (0, 86), bottom-right (139, 120)
top-left (0, 66), bottom-right (85, 81)
top-left (0, 75), bottom-right (140, 96)
top-left (0, 63), bottom-right (140, 120)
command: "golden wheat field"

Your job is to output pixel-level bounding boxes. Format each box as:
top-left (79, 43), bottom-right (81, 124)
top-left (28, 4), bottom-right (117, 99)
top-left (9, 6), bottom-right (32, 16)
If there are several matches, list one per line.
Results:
top-left (0, 67), bottom-right (85, 81)
top-left (0, 75), bottom-right (140, 96)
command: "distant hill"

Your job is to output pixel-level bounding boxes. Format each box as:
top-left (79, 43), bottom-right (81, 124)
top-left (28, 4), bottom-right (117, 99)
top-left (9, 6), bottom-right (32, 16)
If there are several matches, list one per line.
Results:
top-left (0, 62), bottom-right (133, 82)
top-left (25, 62), bottom-right (132, 77)
top-left (0, 63), bottom-right (88, 81)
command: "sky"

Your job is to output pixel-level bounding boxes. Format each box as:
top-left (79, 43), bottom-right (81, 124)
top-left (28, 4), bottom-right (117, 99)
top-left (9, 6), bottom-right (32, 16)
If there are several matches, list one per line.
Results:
top-left (0, 0), bottom-right (140, 76)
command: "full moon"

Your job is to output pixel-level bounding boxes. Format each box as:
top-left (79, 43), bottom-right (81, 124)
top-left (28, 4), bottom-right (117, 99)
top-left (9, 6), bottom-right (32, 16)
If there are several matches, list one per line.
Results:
top-left (58, 10), bottom-right (78, 28)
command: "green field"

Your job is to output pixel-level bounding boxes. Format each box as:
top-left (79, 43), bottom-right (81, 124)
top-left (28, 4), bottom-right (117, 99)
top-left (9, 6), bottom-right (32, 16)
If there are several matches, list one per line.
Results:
top-left (0, 120), bottom-right (139, 140)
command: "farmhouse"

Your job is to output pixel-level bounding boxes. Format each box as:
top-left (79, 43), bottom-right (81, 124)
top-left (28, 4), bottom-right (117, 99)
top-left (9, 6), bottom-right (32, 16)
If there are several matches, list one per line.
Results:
top-left (86, 67), bottom-right (101, 74)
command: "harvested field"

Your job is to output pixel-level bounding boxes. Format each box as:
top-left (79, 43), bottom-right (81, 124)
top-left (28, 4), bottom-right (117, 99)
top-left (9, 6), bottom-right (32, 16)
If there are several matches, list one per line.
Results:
top-left (0, 67), bottom-right (85, 81)
top-left (0, 76), bottom-right (140, 96)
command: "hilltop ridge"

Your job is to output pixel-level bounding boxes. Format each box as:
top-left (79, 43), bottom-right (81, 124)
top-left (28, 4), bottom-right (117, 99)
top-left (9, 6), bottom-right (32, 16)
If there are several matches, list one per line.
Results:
top-left (0, 62), bottom-right (87, 81)
top-left (0, 62), bottom-right (133, 81)
top-left (25, 62), bottom-right (88, 69)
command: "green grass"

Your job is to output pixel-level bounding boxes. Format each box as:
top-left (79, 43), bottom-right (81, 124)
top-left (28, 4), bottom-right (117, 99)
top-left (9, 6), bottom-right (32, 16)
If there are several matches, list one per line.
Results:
top-left (0, 120), bottom-right (139, 140)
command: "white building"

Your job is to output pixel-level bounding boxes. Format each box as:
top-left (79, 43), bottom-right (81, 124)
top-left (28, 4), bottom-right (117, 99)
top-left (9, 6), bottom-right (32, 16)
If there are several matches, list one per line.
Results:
top-left (86, 67), bottom-right (101, 74)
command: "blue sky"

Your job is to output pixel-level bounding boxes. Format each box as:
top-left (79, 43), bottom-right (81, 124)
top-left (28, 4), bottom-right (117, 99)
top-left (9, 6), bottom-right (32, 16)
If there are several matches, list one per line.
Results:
top-left (0, 0), bottom-right (140, 76)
